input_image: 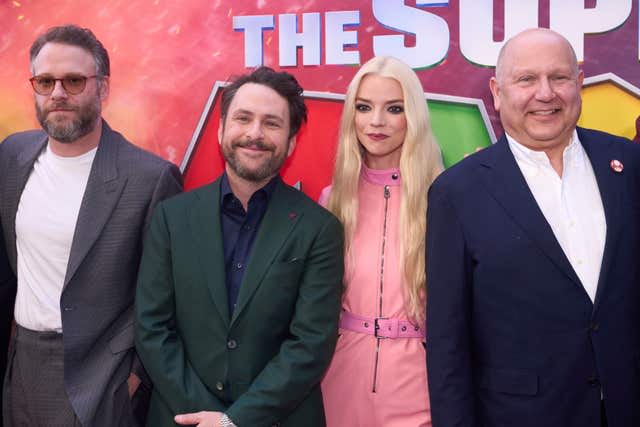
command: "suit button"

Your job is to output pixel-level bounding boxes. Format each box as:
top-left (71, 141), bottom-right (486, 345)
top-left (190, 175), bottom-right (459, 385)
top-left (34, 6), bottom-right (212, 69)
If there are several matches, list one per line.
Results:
top-left (227, 339), bottom-right (237, 349)
top-left (590, 322), bottom-right (600, 331)
top-left (63, 306), bottom-right (75, 312)
top-left (215, 381), bottom-right (224, 391)
top-left (587, 376), bottom-right (600, 387)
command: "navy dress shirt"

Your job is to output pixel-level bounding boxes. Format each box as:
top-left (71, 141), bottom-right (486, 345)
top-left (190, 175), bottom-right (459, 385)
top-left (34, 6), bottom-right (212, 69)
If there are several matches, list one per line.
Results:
top-left (220, 173), bottom-right (278, 316)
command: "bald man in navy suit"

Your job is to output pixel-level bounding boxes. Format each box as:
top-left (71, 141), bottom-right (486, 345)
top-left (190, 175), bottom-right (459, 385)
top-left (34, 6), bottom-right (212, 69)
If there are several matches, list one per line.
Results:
top-left (426, 29), bottom-right (640, 427)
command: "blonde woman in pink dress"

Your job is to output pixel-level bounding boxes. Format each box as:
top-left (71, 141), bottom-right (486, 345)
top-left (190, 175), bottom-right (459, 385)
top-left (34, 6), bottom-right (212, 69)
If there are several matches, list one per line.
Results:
top-left (320, 56), bottom-right (443, 426)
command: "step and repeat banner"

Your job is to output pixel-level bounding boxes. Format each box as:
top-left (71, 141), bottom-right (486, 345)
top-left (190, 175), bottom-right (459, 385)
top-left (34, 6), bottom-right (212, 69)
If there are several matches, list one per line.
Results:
top-left (1, 1), bottom-right (639, 197)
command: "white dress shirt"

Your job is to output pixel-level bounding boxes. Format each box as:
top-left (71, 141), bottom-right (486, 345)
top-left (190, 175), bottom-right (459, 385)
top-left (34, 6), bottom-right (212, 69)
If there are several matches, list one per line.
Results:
top-left (507, 131), bottom-right (606, 303)
top-left (14, 144), bottom-right (97, 332)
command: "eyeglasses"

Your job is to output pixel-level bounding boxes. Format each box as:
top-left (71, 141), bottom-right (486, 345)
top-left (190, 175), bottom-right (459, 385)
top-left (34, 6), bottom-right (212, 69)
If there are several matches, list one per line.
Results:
top-left (29, 74), bottom-right (99, 95)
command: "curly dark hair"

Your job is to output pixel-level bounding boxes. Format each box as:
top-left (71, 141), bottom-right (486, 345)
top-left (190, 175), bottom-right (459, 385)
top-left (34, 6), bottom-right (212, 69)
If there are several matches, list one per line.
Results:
top-left (221, 67), bottom-right (307, 138)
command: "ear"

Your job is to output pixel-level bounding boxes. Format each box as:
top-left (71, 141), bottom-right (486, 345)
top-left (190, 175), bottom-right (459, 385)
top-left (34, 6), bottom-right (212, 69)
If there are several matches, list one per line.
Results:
top-left (577, 69), bottom-right (584, 87)
top-left (99, 77), bottom-right (110, 101)
top-left (217, 118), bottom-right (224, 145)
top-left (286, 136), bottom-right (297, 157)
top-left (489, 76), bottom-right (500, 111)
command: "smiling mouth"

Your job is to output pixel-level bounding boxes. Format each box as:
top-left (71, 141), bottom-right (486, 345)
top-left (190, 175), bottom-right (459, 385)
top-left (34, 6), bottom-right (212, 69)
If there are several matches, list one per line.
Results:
top-left (530, 109), bottom-right (560, 116)
top-left (236, 144), bottom-right (273, 157)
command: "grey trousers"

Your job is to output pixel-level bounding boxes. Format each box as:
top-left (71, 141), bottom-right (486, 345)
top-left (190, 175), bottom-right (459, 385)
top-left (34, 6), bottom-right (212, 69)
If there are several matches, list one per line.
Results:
top-left (2, 325), bottom-right (81, 427)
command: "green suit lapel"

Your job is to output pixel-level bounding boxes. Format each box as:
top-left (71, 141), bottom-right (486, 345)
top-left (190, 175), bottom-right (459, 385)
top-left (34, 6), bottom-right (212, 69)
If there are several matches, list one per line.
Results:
top-left (230, 182), bottom-right (302, 327)
top-left (190, 179), bottom-right (230, 326)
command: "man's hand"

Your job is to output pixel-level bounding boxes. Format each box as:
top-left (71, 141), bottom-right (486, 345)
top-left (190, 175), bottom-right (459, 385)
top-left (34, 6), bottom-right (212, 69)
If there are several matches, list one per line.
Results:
top-left (127, 372), bottom-right (142, 398)
top-left (174, 411), bottom-right (223, 427)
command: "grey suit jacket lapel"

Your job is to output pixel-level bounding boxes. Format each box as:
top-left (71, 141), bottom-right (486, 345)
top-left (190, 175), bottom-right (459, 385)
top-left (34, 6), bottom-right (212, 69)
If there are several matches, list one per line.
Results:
top-left (64, 122), bottom-right (126, 289)
top-left (5, 134), bottom-right (47, 269)
top-left (479, 137), bottom-right (584, 292)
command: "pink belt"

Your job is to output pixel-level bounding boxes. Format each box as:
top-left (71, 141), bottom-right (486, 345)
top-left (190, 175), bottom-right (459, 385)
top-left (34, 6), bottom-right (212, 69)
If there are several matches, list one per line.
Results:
top-left (339, 310), bottom-right (425, 339)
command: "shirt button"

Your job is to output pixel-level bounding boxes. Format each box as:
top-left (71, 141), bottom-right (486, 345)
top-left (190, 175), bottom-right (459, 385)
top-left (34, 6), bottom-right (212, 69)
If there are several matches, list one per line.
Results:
top-left (577, 259), bottom-right (583, 265)
top-left (227, 339), bottom-right (237, 349)
top-left (216, 381), bottom-right (224, 391)
top-left (590, 322), bottom-right (600, 332)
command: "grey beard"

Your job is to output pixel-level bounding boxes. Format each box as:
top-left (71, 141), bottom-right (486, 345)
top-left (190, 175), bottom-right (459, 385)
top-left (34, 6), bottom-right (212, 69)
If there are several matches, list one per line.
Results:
top-left (36, 102), bottom-right (100, 143)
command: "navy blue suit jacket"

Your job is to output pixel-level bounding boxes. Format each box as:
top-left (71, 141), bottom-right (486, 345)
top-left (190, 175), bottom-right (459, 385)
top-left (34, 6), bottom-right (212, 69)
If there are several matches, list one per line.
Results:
top-left (426, 128), bottom-right (640, 427)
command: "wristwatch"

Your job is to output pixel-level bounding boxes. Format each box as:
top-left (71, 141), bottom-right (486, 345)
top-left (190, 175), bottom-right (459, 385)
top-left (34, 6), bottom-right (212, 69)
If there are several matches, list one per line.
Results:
top-left (220, 413), bottom-right (237, 427)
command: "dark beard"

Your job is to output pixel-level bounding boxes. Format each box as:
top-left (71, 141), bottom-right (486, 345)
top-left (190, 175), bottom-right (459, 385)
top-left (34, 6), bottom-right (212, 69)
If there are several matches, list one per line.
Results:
top-left (222, 138), bottom-right (288, 182)
top-left (36, 100), bottom-right (100, 143)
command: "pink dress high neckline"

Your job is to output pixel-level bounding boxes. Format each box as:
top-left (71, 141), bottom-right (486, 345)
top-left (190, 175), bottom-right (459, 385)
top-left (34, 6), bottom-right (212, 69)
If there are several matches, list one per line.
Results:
top-left (361, 165), bottom-right (401, 186)
top-left (319, 167), bottom-right (431, 427)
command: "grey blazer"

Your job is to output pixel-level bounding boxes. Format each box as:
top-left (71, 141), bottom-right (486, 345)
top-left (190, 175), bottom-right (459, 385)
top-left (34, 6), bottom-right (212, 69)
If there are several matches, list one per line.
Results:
top-left (0, 120), bottom-right (183, 427)
top-left (0, 225), bottom-right (15, 427)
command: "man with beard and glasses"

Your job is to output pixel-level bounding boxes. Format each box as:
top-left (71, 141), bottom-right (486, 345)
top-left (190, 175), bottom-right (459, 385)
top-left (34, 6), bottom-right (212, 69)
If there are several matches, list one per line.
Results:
top-left (135, 67), bottom-right (344, 427)
top-left (0, 25), bottom-right (182, 427)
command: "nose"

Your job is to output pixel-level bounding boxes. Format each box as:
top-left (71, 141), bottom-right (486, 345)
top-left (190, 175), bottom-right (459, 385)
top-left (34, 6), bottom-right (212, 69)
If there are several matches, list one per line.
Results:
top-left (370, 108), bottom-right (386, 127)
top-left (245, 119), bottom-right (264, 140)
top-left (535, 77), bottom-right (555, 102)
top-left (50, 80), bottom-right (68, 100)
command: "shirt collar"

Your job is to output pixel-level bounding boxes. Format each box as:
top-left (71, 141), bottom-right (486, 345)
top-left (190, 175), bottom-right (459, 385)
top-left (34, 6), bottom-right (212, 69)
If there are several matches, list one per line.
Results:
top-left (220, 172), bottom-right (280, 207)
top-left (506, 129), bottom-right (582, 168)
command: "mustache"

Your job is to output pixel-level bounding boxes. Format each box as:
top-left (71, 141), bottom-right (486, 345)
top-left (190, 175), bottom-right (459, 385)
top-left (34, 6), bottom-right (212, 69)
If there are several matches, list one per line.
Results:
top-left (44, 102), bottom-right (78, 113)
top-left (233, 139), bottom-right (274, 151)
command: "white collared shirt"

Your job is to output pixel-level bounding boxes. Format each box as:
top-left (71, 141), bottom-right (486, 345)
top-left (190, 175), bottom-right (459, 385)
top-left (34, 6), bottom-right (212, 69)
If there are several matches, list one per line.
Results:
top-left (507, 131), bottom-right (606, 303)
top-left (14, 143), bottom-right (97, 332)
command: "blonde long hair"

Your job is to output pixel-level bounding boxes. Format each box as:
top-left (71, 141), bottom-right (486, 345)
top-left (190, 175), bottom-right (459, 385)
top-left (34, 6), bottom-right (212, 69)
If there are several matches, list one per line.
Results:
top-left (326, 56), bottom-right (443, 322)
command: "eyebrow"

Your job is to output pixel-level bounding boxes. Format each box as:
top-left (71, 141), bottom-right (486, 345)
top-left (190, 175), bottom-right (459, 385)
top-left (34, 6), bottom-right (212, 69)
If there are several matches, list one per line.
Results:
top-left (32, 73), bottom-right (87, 78)
top-left (510, 66), bottom-right (575, 75)
top-left (356, 97), bottom-right (404, 104)
top-left (232, 109), bottom-right (284, 122)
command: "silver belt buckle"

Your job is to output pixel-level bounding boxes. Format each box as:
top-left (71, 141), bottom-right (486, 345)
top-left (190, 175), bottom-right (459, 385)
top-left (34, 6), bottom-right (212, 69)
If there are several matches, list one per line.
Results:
top-left (374, 317), bottom-right (388, 339)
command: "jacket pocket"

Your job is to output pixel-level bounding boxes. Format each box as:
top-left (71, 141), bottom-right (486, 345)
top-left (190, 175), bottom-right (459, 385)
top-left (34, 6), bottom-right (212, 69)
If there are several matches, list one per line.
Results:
top-left (478, 366), bottom-right (538, 396)
top-left (265, 258), bottom-right (305, 282)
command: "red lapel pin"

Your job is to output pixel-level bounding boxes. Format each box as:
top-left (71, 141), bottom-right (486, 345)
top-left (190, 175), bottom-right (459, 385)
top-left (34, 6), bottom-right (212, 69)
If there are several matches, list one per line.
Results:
top-left (289, 212), bottom-right (297, 219)
top-left (610, 159), bottom-right (624, 173)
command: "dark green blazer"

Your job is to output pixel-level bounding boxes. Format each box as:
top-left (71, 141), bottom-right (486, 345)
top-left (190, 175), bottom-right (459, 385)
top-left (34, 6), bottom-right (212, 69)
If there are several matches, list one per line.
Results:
top-left (135, 177), bottom-right (344, 427)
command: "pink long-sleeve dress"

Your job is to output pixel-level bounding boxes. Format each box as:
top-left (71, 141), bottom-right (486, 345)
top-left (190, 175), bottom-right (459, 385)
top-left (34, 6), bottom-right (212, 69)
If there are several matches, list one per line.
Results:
top-left (320, 165), bottom-right (431, 427)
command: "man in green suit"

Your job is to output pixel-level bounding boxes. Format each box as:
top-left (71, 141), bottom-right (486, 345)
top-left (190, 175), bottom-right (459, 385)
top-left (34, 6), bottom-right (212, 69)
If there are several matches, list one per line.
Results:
top-left (135, 67), bottom-right (344, 427)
